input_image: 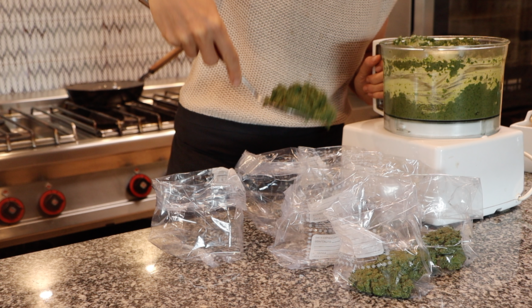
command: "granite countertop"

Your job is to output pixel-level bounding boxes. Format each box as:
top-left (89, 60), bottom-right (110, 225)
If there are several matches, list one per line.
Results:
top-left (1, 176), bottom-right (532, 308)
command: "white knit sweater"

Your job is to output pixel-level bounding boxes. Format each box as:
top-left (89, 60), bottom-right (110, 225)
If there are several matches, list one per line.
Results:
top-left (180, 0), bottom-right (397, 127)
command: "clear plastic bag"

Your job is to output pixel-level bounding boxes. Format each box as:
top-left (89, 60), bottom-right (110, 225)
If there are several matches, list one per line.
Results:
top-left (324, 175), bottom-right (432, 299)
top-left (297, 146), bottom-right (423, 176)
top-left (149, 167), bottom-right (247, 267)
top-left (328, 173), bottom-right (483, 298)
top-left (235, 148), bottom-right (300, 236)
top-left (266, 165), bottom-right (352, 269)
top-left (346, 223), bottom-right (431, 300)
top-left (410, 174), bottom-right (483, 275)
top-left (268, 146), bottom-right (422, 270)
top-left (266, 204), bottom-right (340, 269)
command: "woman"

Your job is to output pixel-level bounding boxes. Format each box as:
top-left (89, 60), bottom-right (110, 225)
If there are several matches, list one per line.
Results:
top-left (148, 0), bottom-right (394, 174)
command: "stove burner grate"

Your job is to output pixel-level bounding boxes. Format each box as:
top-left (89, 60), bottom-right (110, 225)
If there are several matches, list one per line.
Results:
top-left (0, 91), bottom-right (178, 152)
top-left (0, 108), bottom-right (77, 152)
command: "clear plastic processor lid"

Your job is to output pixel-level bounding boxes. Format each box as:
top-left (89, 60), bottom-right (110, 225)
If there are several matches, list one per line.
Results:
top-left (380, 36), bottom-right (510, 124)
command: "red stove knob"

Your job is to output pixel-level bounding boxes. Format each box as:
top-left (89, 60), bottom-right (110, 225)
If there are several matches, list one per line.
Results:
top-left (128, 174), bottom-right (152, 199)
top-left (39, 190), bottom-right (67, 216)
top-left (0, 197), bottom-right (25, 224)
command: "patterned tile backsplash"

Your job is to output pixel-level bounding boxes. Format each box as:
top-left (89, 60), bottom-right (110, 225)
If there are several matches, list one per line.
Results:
top-left (0, 0), bottom-right (191, 95)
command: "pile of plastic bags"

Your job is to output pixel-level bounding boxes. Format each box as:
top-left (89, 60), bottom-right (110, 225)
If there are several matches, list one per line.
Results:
top-left (150, 146), bottom-right (483, 299)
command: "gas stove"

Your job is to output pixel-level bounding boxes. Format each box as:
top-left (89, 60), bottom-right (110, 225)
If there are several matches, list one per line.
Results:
top-left (0, 80), bottom-right (183, 248)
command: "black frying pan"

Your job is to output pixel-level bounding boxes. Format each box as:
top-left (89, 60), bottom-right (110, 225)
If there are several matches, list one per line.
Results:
top-left (65, 80), bottom-right (144, 109)
top-left (65, 47), bottom-right (182, 109)
top-left (65, 0), bottom-right (181, 109)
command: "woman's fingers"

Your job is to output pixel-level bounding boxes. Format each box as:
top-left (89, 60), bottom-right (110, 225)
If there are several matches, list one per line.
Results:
top-left (193, 26), bottom-right (219, 65)
top-left (363, 70), bottom-right (384, 99)
top-left (374, 60), bottom-right (384, 73)
top-left (363, 83), bottom-right (384, 93)
top-left (365, 71), bottom-right (383, 85)
top-left (353, 55), bottom-right (385, 104)
top-left (149, 0), bottom-right (241, 85)
top-left (214, 25), bottom-right (241, 86)
top-left (358, 55), bottom-right (381, 79)
top-left (180, 30), bottom-right (199, 58)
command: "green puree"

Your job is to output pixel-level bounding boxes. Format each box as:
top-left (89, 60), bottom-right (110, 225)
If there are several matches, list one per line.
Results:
top-left (384, 81), bottom-right (501, 121)
top-left (263, 82), bottom-right (337, 127)
top-left (384, 56), bottom-right (466, 78)
top-left (392, 35), bottom-right (480, 47)
top-left (382, 35), bottom-right (505, 121)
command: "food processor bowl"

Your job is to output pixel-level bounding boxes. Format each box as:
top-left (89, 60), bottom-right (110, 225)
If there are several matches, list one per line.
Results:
top-left (379, 36), bottom-right (510, 138)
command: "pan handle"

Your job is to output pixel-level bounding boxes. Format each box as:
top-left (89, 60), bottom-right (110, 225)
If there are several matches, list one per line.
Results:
top-left (137, 0), bottom-right (183, 81)
top-left (148, 47), bottom-right (183, 75)
top-left (138, 0), bottom-right (150, 8)
top-left (138, 46), bottom-right (183, 81)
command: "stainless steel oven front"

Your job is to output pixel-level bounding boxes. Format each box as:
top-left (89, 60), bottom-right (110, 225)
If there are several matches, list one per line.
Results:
top-left (0, 80), bottom-right (183, 248)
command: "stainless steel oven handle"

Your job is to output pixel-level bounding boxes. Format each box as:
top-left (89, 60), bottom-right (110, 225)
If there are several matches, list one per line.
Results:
top-left (412, 0), bottom-right (435, 35)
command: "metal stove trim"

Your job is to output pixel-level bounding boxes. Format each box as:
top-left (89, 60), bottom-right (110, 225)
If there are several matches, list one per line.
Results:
top-left (0, 129), bottom-right (175, 171)
top-left (0, 196), bottom-right (157, 249)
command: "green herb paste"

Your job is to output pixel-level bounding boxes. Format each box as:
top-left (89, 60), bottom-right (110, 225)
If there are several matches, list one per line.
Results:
top-left (384, 55), bottom-right (467, 78)
top-left (423, 227), bottom-right (466, 271)
top-left (349, 250), bottom-right (425, 299)
top-left (381, 36), bottom-right (506, 121)
top-left (263, 82), bottom-right (337, 127)
top-left (384, 81), bottom-right (501, 121)
top-left (393, 35), bottom-right (481, 47)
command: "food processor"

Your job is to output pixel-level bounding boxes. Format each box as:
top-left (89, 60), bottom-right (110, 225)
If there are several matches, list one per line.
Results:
top-left (343, 36), bottom-right (526, 217)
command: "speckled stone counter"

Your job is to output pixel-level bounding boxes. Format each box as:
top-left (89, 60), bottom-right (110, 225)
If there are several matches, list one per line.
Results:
top-left (1, 175), bottom-right (532, 308)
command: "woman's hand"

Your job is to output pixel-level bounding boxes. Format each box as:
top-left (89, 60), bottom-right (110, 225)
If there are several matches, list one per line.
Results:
top-left (149, 0), bottom-right (241, 86)
top-left (353, 55), bottom-right (384, 105)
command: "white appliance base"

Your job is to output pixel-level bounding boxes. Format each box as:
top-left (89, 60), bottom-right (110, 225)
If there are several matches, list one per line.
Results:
top-left (509, 110), bottom-right (532, 173)
top-left (384, 115), bottom-right (500, 138)
top-left (342, 118), bottom-right (524, 217)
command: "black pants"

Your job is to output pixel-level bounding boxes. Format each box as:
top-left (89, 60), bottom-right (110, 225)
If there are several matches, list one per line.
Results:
top-left (166, 105), bottom-right (344, 174)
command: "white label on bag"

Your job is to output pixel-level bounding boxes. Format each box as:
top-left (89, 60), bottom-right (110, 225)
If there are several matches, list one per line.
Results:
top-left (309, 234), bottom-right (341, 260)
top-left (338, 238), bottom-right (354, 255)
top-left (348, 229), bottom-right (384, 259)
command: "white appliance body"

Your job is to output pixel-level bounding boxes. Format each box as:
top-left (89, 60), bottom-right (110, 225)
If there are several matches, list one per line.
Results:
top-left (342, 118), bottom-right (524, 217)
top-left (510, 110), bottom-right (532, 173)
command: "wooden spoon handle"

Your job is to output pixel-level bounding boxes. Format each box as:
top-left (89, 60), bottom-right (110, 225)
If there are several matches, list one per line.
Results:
top-left (148, 47), bottom-right (183, 74)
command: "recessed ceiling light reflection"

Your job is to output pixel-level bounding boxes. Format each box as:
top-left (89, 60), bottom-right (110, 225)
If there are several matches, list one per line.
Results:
top-left (40, 290), bottom-right (53, 300)
top-left (146, 264), bottom-right (156, 273)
